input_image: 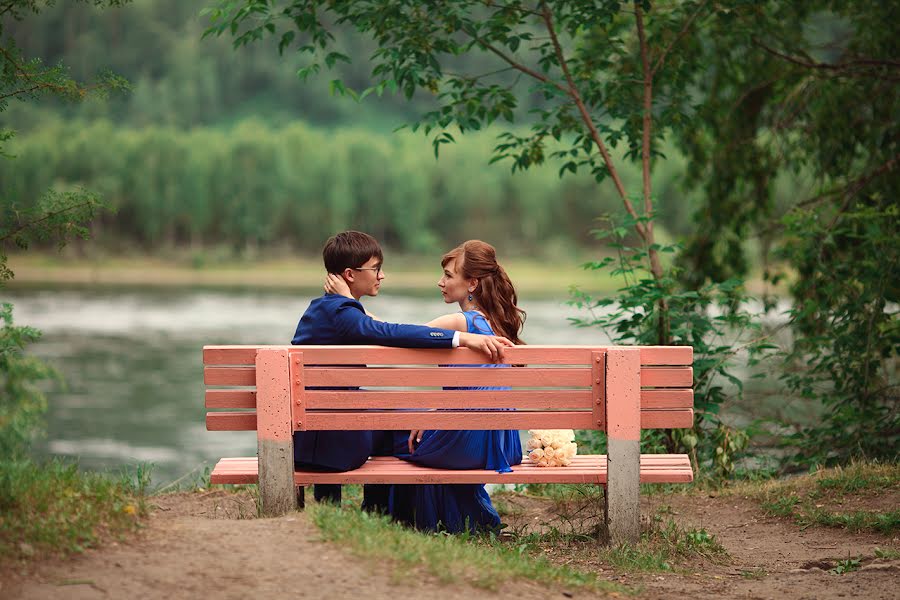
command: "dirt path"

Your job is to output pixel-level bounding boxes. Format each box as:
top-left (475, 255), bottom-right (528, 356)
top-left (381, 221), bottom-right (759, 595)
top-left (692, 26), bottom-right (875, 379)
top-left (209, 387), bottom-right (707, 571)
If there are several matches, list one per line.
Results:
top-left (4, 489), bottom-right (898, 599)
top-left (4, 492), bottom-right (555, 600)
top-left (499, 489), bottom-right (899, 599)
top-left (638, 492), bottom-right (898, 599)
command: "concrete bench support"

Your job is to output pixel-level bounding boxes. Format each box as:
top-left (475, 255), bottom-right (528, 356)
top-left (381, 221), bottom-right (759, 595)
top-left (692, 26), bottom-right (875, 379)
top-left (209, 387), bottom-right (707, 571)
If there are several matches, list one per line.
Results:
top-left (605, 347), bottom-right (641, 545)
top-left (256, 348), bottom-right (297, 516)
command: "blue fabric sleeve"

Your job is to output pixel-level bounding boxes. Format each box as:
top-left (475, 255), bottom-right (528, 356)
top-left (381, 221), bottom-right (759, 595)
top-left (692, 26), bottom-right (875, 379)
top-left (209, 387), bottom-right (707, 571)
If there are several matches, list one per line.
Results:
top-left (332, 300), bottom-right (455, 348)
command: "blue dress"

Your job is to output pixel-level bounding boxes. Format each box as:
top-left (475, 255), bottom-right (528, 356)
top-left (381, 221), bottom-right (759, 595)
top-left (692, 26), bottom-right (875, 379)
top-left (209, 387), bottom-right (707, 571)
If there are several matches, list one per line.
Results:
top-left (388, 311), bottom-right (523, 533)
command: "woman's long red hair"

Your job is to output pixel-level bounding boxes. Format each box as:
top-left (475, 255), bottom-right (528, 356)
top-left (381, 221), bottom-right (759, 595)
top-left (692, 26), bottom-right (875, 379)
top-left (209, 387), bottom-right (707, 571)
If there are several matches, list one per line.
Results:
top-left (442, 240), bottom-right (526, 345)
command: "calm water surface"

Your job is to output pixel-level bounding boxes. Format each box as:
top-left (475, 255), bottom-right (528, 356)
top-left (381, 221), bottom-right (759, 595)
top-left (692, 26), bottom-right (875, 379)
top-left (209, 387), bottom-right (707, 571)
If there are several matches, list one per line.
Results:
top-left (5, 287), bottom-right (612, 487)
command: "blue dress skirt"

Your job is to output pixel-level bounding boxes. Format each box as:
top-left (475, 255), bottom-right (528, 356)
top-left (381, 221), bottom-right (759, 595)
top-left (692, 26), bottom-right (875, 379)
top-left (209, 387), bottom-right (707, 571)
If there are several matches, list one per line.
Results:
top-left (388, 311), bottom-right (522, 533)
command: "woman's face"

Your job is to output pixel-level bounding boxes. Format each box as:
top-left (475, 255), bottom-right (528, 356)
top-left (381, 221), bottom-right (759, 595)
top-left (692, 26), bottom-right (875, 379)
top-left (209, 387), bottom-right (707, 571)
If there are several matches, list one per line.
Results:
top-left (438, 257), bottom-right (475, 305)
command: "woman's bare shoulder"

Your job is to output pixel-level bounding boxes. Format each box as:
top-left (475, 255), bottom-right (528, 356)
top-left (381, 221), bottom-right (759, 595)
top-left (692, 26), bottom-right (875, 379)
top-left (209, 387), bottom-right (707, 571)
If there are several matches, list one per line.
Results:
top-left (425, 312), bottom-right (467, 332)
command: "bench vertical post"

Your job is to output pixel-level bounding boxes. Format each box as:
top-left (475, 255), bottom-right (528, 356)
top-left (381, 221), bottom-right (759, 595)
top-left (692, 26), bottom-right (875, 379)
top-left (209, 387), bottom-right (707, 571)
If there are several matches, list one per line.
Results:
top-left (256, 348), bottom-right (297, 516)
top-left (605, 347), bottom-right (641, 545)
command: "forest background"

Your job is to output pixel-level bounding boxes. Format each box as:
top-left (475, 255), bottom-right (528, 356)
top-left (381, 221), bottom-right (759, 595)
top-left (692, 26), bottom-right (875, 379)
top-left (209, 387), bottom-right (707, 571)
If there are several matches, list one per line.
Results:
top-left (1, 0), bottom-right (897, 483)
top-left (3, 0), bottom-right (787, 257)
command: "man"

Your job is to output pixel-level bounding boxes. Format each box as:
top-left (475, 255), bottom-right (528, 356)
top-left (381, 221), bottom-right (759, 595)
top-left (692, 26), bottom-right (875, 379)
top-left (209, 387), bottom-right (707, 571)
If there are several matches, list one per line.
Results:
top-left (291, 231), bottom-right (512, 505)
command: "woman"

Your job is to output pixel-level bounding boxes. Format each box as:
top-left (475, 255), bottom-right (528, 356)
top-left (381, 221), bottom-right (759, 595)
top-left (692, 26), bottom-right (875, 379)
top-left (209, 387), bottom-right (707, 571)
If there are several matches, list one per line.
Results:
top-left (325, 239), bottom-right (526, 532)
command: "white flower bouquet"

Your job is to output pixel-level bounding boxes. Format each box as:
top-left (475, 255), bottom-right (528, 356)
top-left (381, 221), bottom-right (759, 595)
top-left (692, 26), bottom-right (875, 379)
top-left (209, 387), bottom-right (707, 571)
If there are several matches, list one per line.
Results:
top-left (526, 429), bottom-right (577, 467)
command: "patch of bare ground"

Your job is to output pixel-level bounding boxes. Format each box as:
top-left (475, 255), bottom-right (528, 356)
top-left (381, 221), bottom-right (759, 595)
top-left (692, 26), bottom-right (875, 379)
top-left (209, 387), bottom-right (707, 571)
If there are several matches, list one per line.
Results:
top-left (4, 483), bottom-right (898, 600)
top-left (1, 490), bottom-right (597, 600)
top-left (497, 488), bottom-right (899, 600)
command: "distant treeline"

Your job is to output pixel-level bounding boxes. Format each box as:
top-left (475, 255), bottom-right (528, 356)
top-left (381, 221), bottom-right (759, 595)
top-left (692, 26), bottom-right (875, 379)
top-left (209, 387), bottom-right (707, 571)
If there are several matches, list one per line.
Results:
top-left (3, 0), bottom-right (524, 130)
top-left (2, 118), bottom-right (709, 255)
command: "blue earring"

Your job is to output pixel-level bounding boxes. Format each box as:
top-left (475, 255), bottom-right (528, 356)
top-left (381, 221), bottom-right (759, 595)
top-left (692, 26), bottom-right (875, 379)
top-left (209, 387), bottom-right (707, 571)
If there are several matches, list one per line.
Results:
top-left (468, 293), bottom-right (473, 302)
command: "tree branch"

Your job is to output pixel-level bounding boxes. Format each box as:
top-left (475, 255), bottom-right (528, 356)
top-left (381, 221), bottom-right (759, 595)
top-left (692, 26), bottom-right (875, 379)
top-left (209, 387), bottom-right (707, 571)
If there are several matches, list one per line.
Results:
top-left (467, 34), bottom-right (569, 95)
top-left (633, 2), bottom-right (669, 343)
top-left (757, 152), bottom-right (900, 237)
top-left (481, 0), bottom-right (542, 19)
top-left (651, 0), bottom-right (708, 76)
top-left (0, 201), bottom-right (99, 245)
top-left (443, 66), bottom-right (516, 81)
top-left (0, 82), bottom-right (72, 101)
top-left (635, 3), bottom-right (653, 224)
top-left (538, 1), bottom-right (643, 235)
top-left (754, 38), bottom-right (900, 75)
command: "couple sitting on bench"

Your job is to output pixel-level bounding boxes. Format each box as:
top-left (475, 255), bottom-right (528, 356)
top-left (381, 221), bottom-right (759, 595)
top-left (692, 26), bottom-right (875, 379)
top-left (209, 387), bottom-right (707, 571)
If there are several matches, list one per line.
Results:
top-left (291, 230), bottom-right (526, 533)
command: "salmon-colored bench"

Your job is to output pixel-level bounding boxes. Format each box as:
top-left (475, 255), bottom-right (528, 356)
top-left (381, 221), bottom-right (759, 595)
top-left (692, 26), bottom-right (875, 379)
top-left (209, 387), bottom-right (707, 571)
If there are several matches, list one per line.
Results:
top-left (203, 345), bottom-right (694, 543)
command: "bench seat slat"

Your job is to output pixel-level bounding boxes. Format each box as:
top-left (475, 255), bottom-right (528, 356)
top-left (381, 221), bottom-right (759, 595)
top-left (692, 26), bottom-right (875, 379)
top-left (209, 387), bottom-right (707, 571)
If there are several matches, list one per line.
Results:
top-left (209, 455), bottom-right (693, 485)
top-left (203, 366), bottom-right (693, 388)
top-left (205, 408), bottom-right (694, 431)
top-left (203, 345), bottom-right (693, 367)
top-left (205, 388), bottom-right (693, 410)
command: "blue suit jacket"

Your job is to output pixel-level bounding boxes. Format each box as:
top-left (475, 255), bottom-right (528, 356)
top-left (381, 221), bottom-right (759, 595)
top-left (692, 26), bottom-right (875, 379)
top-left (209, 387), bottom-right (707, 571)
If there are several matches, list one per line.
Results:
top-left (292, 294), bottom-right (455, 347)
top-left (291, 294), bottom-right (456, 471)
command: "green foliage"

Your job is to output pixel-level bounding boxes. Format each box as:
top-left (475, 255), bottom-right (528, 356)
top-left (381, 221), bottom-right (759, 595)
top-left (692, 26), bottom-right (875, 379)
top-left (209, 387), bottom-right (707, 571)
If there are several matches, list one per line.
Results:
top-left (4, 0), bottom-right (525, 129)
top-left (570, 213), bottom-right (771, 479)
top-left (204, 0), bottom-right (713, 199)
top-left (0, 2), bottom-right (131, 113)
top-left (779, 201), bottom-right (899, 465)
top-left (670, 2), bottom-right (899, 466)
top-left (0, 187), bottom-right (106, 281)
top-left (0, 458), bottom-right (148, 559)
top-left (0, 303), bottom-right (54, 458)
top-left (2, 6), bottom-right (130, 565)
top-left (0, 118), bottom-right (704, 255)
top-left (1, 0), bottom-right (115, 456)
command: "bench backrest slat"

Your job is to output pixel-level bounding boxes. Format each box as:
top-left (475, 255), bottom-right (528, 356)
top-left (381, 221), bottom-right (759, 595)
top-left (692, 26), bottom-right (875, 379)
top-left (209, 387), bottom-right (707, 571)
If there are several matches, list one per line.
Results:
top-left (205, 408), bottom-right (695, 431)
top-left (204, 387), bottom-right (693, 410)
top-left (203, 345), bottom-right (693, 366)
top-left (203, 365), bottom-right (693, 388)
top-left (203, 345), bottom-right (694, 433)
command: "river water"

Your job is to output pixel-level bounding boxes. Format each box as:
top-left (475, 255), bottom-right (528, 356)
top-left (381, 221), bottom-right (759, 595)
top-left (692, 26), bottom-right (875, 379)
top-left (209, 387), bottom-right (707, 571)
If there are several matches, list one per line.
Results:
top-left (5, 286), bottom-right (615, 488)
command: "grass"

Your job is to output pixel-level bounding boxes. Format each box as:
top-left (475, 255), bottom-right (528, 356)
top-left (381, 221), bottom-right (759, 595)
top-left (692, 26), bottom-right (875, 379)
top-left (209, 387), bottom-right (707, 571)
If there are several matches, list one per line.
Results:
top-left (828, 557), bottom-right (861, 575)
top-left (740, 567), bottom-right (768, 579)
top-left (598, 517), bottom-right (728, 573)
top-left (734, 461), bottom-right (900, 535)
top-left (0, 459), bottom-right (150, 561)
top-left (307, 501), bottom-right (627, 594)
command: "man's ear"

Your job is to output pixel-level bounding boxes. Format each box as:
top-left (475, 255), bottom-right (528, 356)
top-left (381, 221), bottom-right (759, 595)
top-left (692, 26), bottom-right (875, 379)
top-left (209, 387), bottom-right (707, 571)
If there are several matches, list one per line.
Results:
top-left (342, 268), bottom-right (356, 283)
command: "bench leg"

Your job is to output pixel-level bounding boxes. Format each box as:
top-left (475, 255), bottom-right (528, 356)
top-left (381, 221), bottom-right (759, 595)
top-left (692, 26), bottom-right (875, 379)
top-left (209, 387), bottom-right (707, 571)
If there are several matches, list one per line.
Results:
top-left (605, 348), bottom-right (641, 545)
top-left (296, 486), bottom-right (305, 509)
top-left (606, 438), bottom-right (640, 545)
top-left (256, 348), bottom-right (298, 516)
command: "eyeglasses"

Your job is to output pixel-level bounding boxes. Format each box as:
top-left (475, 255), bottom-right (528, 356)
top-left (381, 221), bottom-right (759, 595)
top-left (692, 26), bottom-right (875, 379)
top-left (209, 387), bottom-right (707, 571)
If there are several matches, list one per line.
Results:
top-left (352, 265), bottom-right (383, 275)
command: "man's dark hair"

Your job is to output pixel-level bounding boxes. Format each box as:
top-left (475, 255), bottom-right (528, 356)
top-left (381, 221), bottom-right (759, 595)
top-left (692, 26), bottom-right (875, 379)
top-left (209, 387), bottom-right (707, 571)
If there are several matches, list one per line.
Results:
top-left (322, 231), bottom-right (383, 273)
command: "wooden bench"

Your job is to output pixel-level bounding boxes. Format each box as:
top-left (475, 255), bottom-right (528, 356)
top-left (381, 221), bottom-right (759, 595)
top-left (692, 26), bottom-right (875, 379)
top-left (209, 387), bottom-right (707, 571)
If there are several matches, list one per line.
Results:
top-left (203, 345), bottom-right (694, 544)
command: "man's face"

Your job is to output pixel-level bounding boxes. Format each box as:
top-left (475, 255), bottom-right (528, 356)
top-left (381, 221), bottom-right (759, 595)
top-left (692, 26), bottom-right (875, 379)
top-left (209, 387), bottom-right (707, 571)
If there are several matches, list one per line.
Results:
top-left (346, 255), bottom-right (385, 299)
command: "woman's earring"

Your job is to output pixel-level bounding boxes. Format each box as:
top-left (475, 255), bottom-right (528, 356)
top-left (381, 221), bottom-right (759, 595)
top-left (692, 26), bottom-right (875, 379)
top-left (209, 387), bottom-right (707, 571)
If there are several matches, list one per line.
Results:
top-left (467, 293), bottom-right (473, 302)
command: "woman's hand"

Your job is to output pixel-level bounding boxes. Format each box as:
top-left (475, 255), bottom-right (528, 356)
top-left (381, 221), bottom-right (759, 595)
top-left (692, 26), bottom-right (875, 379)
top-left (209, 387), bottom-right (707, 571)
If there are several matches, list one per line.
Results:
top-left (408, 429), bottom-right (424, 454)
top-left (325, 273), bottom-right (353, 298)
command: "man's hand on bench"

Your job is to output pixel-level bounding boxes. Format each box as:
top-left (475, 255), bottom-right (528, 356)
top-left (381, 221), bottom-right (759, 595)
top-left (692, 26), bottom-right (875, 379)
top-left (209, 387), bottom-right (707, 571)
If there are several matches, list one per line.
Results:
top-left (458, 332), bottom-right (514, 362)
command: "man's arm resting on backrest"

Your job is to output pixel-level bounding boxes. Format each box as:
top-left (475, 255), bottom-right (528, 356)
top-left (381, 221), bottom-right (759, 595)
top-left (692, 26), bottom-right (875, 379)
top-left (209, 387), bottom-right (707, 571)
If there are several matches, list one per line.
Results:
top-left (332, 301), bottom-right (512, 360)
